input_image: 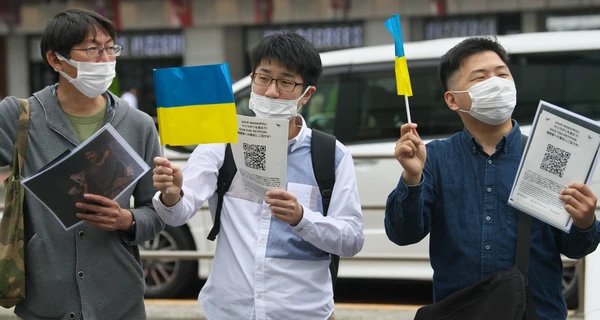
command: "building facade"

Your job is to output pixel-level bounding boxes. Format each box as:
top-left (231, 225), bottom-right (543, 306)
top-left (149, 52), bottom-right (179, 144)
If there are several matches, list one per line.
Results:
top-left (0, 0), bottom-right (598, 105)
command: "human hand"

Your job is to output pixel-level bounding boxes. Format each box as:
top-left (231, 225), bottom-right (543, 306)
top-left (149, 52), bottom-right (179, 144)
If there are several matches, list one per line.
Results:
top-left (75, 194), bottom-right (133, 231)
top-left (395, 123), bottom-right (426, 185)
top-left (153, 157), bottom-right (183, 207)
top-left (70, 172), bottom-right (85, 185)
top-left (560, 182), bottom-right (598, 230)
top-left (265, 189), bottom-right (304, 226)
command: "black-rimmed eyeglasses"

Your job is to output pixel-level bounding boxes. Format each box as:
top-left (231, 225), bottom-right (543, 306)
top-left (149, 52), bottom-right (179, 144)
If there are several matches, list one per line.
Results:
top-left (252, 73), bottom-right (303, 92)
top-left (71, 45), bottom-right (123, 58)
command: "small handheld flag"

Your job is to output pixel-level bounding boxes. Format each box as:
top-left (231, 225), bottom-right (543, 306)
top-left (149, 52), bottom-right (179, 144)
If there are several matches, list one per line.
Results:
top-left (154, 63), bottom-right (238, 146)
top-left (384, 14), bottom-right (413, 97)
top-left (384, 14), bottom-right (413, 123)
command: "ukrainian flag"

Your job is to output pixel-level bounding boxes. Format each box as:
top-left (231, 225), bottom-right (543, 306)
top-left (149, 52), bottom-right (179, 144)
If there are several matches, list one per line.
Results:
top-left (384, 14), bottom-right (413, 97)
top-left (154, 63), bottom-right (238, 146)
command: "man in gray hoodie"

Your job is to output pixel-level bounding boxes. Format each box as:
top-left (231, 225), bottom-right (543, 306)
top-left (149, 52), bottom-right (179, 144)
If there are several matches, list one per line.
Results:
top-left (0, 8), bottom-right (164, 320)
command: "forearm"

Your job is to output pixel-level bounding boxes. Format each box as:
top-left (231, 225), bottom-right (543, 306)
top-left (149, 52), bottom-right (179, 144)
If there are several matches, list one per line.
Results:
top-left (293, 205), bottom-right (364, 257)
top-left (128, 205), bottom-right (165, 243)
top-left (384, 176), bottom-right (431, 246)
top-left (559, 219), bottom-right (600, 259)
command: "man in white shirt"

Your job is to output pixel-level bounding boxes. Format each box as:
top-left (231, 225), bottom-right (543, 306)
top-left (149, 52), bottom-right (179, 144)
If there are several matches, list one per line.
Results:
top-left (121, 87), bottom-right (138, 109)
top-left (151, 32), bottom-right (364, 320)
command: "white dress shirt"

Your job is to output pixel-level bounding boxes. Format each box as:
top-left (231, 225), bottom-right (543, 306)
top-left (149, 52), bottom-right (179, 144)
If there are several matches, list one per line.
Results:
top-left (153, 120), bottom-right (364, 320)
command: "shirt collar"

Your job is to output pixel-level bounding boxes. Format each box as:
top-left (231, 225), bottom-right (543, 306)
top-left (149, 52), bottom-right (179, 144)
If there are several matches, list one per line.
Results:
top-left (288, 116), bottom-right (308, 153)
top-left (461, 119), bottom-right (522, 154)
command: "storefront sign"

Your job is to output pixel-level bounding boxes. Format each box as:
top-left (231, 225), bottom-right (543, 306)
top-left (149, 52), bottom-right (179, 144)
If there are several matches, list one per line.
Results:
top-left (424, 14), bottom-right (521, 40)
top-left (29, 32), bottom-right (185, 62)
top-left (425, 17), bottom-right (498, 40)
top-left (252, 22), bottom-right (364, 52)
top-left (118, 33), bottom-right (185, 58)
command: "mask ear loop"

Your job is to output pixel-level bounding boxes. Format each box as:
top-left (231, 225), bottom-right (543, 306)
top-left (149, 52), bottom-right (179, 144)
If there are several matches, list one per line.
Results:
top-left (295, 86), bottom-right (312, 128)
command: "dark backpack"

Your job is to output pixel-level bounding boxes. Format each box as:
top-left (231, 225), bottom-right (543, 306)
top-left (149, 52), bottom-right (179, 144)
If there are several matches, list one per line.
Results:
top-left (206, 129), bottom-right (340, 291)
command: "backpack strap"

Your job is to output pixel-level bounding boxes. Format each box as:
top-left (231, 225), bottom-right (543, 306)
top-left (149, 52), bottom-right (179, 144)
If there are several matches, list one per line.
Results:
top-left (310, 129), bottom-right (340, 291)
top-left (515, 134), bottom-right (539, 320)
top-left (515, 134), bottom-right (531, 276)
top-left (207, 144), bottom-right (237, 241)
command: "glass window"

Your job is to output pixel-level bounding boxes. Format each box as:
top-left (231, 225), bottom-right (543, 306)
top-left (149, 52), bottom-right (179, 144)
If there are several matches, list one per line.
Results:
top-left (340, 61), bottom-right (453, 144)
top-left (300, 75), bottom-right (340, 135)
top-left (510, 50), bottom-right (600, 124)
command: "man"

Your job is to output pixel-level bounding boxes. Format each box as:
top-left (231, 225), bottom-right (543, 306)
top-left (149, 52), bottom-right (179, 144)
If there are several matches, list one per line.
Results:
top-left (152, 32), bottom-right (364, 319)
top-left (0, 9), bottom-right (164, 319)
top-left (121, 87), bottom-right (138, 109)
top-left (384, 36), bottom-right (600, 320)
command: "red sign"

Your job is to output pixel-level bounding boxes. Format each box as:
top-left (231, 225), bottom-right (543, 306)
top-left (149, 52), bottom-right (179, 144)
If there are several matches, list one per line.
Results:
top-left (168, 0), bottom-right (193, 28)
top-left (254, 0), bottom-right (273, 24)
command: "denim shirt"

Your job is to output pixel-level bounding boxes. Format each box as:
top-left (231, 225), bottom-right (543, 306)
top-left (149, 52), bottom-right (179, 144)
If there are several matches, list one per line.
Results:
top-left (385, 120), bottom-right (600, 320)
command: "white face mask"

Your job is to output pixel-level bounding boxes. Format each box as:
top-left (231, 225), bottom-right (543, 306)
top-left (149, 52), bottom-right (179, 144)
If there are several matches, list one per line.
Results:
top-left (54, 53), bottom-right (116, 98)
top-left (452, 76), bottom-right (517, 125)
top-left (249, 87), bottom-right (310, 120)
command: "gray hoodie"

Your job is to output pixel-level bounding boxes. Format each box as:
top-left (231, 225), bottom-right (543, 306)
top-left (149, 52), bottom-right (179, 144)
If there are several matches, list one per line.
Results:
top-left (0, 86), bottom-right (164, 320)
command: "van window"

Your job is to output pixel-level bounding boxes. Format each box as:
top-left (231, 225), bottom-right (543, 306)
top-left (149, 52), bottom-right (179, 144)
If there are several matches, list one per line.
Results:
top-left (165, 49), bottom-right (600, 154)
top-left (510, 50), bottom-right (600, 124)
top-left (335, 49), bottom-right (600, 145)
top-left (336, 61), bottom-right (452, 144)
top-left (300, 75), bottom-right (341, 135)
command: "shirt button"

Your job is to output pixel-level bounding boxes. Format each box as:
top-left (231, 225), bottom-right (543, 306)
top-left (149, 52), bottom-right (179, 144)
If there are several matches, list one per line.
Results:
top-left (297, 227), bottom-right (304, 232)
top-left (485, 245), bottom-right (491, 250)
top-left (485, 216), bottom-right (491, 221)
top-left (257, 294), bottom-right (262, 300)
top-left (257, 265), bottom-right (263, 271)
top-left (264, 212), bottom-right (270, 217)
top-left (69, 313), bottom-right (76, 319)
top-left (259, 239), bottom-right (266, 245)
top-left (488, 160), bottom-right (493, 164)
top-left (487, 187), bottom-right (492, 192)
top-left (78, 231), bottom-right (85, 239)
top-left (78, 271), bottom-right (84, 278)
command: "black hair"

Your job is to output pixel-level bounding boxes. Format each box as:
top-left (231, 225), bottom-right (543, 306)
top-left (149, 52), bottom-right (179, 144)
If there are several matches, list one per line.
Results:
top-left (438, 36), bottom-right (509, 92)
top-left (40, 8), bottom-right (117, 81)
top-left (250, 31), bottom-right (323, 88)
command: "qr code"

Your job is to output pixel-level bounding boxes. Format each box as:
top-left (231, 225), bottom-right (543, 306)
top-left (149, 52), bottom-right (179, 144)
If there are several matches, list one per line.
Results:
top-left (243, 143), bottom-right (267, 171)
top-left (540, 144), bottom-right (570, 178)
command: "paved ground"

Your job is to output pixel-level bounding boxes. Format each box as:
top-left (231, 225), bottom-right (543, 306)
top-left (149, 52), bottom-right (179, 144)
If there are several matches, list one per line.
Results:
top-left (0, 301), bottom-right (585, 320)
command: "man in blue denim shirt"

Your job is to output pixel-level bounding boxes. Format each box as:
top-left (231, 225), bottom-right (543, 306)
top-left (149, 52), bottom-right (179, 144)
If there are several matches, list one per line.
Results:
top-left (384, 37), bottom-right (600, 320)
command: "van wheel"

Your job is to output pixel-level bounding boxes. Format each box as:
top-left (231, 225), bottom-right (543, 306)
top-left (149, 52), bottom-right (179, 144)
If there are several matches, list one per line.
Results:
top-left (141, 225), bottom-right (198, 298)
top-left (562, 266), bottom-right (578, 310)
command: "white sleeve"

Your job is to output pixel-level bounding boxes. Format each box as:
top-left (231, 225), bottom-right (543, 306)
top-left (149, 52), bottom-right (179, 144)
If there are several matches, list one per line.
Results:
top-left (292, 148), bottom-right (364, 257)
top-left (152, 144), bottom-right (226, 226)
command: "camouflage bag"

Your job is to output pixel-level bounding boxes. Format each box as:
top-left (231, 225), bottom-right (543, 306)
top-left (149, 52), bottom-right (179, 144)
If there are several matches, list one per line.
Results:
top-left (0, 99), bottom-right (30, 308)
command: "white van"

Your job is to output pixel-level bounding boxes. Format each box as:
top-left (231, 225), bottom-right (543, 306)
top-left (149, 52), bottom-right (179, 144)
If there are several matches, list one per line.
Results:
top-left (141, 30), bottom-right (600, 307)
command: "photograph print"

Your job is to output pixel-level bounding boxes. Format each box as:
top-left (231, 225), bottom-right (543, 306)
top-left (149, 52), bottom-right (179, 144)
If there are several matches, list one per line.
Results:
top-left (21, 125), bottom-right (149, 230)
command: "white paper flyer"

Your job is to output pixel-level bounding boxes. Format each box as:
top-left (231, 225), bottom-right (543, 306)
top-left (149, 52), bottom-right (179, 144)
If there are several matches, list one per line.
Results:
top-left (508, 100), bottom-right (600, 232)
top-left (230, 115), bottom-right (289, 199)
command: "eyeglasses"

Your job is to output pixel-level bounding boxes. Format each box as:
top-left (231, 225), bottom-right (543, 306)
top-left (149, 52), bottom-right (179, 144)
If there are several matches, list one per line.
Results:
top-left (252, 73), bottom-right (303, 92)
top-left (71, 44), bottom-right (123, 58)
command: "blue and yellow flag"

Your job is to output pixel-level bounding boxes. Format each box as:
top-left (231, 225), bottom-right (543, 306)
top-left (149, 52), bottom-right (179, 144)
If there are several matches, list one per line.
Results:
top-left (384, 14), bottom-right (413, 97)
top-left (154, 63), bottom-right (238, 146)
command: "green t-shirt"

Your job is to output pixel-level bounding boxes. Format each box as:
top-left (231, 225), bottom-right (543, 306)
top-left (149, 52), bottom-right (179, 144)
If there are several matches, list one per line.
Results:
top-left (63, 106), bottom-right (106, 142)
